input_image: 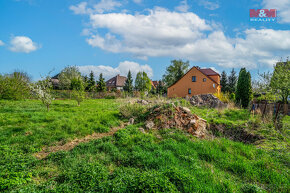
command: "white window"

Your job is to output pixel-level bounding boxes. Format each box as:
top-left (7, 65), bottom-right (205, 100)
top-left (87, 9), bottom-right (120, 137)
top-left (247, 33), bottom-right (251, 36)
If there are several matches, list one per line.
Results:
top-left (213, 83), bottom-right (216, 88)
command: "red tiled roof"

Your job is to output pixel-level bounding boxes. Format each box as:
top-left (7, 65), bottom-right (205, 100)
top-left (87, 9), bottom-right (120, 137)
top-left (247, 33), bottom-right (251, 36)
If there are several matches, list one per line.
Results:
top-left (152, 81), bottom-right (159, 87)
top-left (199, 68), bottom-right (220, 76)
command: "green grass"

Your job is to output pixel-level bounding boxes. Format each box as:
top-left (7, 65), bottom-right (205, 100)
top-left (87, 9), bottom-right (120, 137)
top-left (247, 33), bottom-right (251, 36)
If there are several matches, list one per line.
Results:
top-left (0, 99), bottom-right (121, 153)
top-left (0, 99), bottom-right (122, 191)
top-left (12, 126), bottom-right (289, 192)
top-left (0, 99), bottom-right (289, 192)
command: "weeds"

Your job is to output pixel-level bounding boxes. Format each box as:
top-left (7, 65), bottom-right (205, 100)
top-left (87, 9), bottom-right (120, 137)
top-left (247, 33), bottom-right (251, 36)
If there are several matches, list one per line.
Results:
top-left (0, 99), bottom-right (289, 192)
top-left (11, 125), bottom-right (289, 192)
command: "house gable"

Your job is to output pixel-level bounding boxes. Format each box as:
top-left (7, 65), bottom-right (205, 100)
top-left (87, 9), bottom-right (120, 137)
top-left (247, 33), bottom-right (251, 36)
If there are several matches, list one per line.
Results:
top-left (167, 67), bottom-right (220, 98)
top-left (106, 74), bottom-right (127, 90)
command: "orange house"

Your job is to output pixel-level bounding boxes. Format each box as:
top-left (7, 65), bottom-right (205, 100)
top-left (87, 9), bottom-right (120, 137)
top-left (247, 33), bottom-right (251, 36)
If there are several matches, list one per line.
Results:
top-left (167, 67), bottom-right (221, 98)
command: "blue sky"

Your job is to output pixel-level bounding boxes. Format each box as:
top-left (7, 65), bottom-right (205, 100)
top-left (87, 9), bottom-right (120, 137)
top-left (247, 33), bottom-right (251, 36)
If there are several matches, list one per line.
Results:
top-left (0, 0), bottom-right (289, 81)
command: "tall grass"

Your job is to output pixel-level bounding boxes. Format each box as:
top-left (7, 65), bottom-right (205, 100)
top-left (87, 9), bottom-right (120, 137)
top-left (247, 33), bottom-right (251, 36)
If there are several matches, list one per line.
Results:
top-left (13, 126), bottom-right (289, 192)
top-left (0, 99), bottom-right (289, 192)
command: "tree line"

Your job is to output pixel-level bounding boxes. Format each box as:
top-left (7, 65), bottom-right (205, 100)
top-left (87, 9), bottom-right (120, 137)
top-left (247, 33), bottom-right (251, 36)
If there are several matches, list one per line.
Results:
top-left (0, 59), bottom-right (289, 110)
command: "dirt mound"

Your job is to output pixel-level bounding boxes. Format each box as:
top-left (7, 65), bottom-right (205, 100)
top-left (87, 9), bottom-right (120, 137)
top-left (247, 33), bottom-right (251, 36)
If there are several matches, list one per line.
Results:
top-left (146, 104), bottom-right (209, 138)
top-left (189, 94), bottom-right (225, 108)
top-left (209, 124), bottom-right (264, 143)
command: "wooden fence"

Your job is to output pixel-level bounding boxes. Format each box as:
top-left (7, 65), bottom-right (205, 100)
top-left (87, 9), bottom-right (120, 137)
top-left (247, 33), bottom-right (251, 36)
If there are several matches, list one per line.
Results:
top-left (251, 101), bottom-right (290, 117)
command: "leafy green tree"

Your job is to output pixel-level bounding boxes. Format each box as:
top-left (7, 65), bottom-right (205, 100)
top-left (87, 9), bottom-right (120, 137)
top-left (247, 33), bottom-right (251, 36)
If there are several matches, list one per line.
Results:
top-left (220, 71), bottom-right (228, 93)
top-left (228, 68), bottom-right (237, 93)
top-left (83, 75), bottom-right (89, 91)
top-left (71, 77), bottom-right (84, 90)
top-left (252, 71), bottom-right (272, 95)
top-left (163, 60), bottom-right (189, 88)
top-left (87, 71), bottom-right (96, 92)
top-left (58, 66), bottom-right (82, 90)
top-left (124, 70), bottom-right (133, 94)
top-left (71, 78), bottom-right (86, 106)
top-left (156, 80), bottom-right (166, 95)
top-left (270, 61), bottom-right (289, 105)
top-left (0, 71), bottom-right (31, 100)
top-left (236, 68), bottom-right (252, 108)
top-left (135, 72), bottom-right (151, 93)
top-left (96, 73), bottom-right (106, 92)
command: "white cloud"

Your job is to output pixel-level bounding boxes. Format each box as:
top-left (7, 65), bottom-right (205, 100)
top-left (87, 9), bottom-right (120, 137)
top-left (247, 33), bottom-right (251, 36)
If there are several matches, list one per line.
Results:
top-left (0, 40), bottom-right (4, 46)
top-left (70, 2), bottom-right (88, 14)
top-left (70, 0), bottom-right (122, 15)
top-left (199, 0), bottom-right (219, 10)
top-left (73, 6), bottom-right (290, 69)
top-left (133, 0), bottom-right (142, 4)
top-left (262, 0), bottom-right (290, 23)
top-left (175, 0), bottom-right (190, 12)
top-left (9, 36), bottom-right (39, 53)
top-left (77, 61), bottom-right (153, 80)
top-left (87, 8), bottom-right (211, 57)
top-left (183, 29), bottom-right (290, 68)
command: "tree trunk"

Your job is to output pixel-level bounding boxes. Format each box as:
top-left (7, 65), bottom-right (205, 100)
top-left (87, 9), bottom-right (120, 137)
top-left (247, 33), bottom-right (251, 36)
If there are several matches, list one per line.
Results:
top-left (284, 103), bottom-right (288, 115)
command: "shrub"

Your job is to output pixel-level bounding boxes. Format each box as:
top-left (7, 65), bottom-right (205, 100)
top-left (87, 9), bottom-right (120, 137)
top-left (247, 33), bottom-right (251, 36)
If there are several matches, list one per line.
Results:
top-left (71, 78), bottom-right (86, 106)
top-left (71, 90), bottom-right (86, 106)
top-left (133, 91), bottom-right (141, 98)
top-left (214, 92), bottom-right (231, 103)
top-left (229, 93), bottom-right (235, 101)
top-left (0, 71), bottom-right (31, 100)
top-left (105, 95), bottom-right (115, 99)
top-left (119, 103), bottom-right (147, 120)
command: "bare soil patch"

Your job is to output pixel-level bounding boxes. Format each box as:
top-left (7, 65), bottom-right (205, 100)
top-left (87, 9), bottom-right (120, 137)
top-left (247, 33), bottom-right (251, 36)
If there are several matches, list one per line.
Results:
top-left (209, 123), bottom-right (264, 143)
top-left (34, 125), bottom-right (123, 159)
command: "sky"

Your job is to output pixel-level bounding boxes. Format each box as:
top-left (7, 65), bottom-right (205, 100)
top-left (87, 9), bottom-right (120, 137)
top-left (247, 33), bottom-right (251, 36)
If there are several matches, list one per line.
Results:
top-left (0, 0), bottom-right (289, 81)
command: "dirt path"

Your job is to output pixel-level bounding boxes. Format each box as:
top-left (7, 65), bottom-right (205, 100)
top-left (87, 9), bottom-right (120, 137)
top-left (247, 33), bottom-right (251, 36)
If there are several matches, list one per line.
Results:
top-left (34, 126), bottom-right (123, 160)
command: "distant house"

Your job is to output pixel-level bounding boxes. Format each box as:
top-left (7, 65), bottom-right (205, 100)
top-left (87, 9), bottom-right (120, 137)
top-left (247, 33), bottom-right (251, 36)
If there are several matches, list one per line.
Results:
top-left (50, 74), bottom-right (60, 89)
top-left (150, 80), bottom-right (157, 89)
top-left (167, 67), bottom-right (221, 98)
top-left (106, 74), bottom-right (127, 91)
top-left (152, 81), bottom-right (159, 89)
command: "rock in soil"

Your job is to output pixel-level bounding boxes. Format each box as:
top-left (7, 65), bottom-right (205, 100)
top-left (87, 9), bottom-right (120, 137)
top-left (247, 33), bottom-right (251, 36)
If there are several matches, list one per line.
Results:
top-left (139, 127), bottom-right (146, 133)
top-left (137, 99), bottom-right (150, 105)
top-left (145, 121), bottom-right (155, 129)
top-left (128, 118), bottom-right (134, 125)
top-left (180, 107), bottom-right (191, 114)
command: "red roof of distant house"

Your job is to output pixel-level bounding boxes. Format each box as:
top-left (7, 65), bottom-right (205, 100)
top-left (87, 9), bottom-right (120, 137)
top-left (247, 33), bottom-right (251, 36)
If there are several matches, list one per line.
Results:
top-left (150, 80), bottom-right (156, 89)
top-left (199, 68), bottom-right (220, 76)
top-left (152, 81), bottom-right (159, 88)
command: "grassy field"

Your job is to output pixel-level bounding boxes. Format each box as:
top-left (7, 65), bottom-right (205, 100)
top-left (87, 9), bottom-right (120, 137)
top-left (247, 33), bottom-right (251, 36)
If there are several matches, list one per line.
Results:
top-left (0, 99), bottom-right (289, 192)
